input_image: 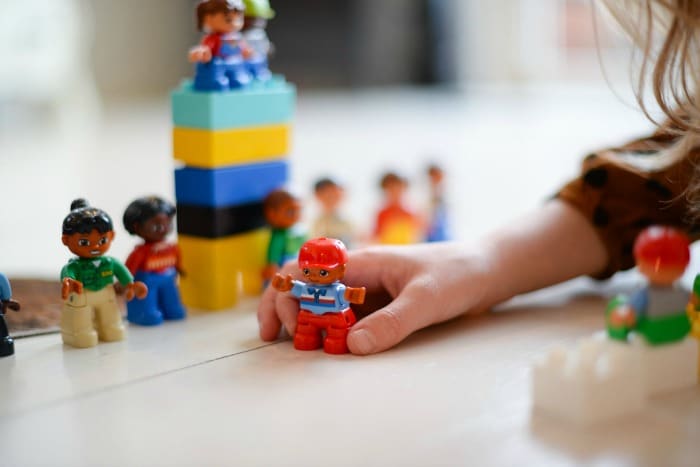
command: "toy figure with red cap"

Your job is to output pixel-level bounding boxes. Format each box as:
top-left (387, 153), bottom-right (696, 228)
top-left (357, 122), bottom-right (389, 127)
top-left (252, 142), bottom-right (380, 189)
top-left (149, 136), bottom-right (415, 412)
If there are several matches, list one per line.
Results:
top-left (606, 225), bottom-right (692, 345)
top-left (272, 237), bottom-right (365, 354)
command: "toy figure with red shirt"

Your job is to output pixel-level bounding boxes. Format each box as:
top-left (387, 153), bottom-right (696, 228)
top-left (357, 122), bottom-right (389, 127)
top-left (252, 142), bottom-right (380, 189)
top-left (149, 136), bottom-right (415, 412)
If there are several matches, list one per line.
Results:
top-left (272, 238), bottom-right (365, 354)
top-left (189, 0), bottom-right (252, 92)
top-left (123, 196), bottom-right (186, 326)
top-left (374, 172), bottom-right (421, 245)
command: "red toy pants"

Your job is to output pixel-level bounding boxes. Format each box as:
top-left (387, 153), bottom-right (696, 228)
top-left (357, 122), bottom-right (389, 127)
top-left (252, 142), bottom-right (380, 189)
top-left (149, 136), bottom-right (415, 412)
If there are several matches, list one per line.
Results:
top-left (294, 308), bottom-right (357, 354)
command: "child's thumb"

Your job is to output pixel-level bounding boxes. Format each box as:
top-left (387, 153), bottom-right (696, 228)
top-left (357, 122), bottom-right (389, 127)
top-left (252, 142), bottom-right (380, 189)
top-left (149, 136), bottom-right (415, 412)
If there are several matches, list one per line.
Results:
top-left (347, 285), bottom-right (432, 355)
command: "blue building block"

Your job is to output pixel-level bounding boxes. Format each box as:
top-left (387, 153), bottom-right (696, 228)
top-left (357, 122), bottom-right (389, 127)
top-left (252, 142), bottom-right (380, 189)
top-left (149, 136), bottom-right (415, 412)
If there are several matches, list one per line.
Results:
top-left (175, 160), bottom-right (288, 207)
top-left (171, 75), bottom-right (296, 130)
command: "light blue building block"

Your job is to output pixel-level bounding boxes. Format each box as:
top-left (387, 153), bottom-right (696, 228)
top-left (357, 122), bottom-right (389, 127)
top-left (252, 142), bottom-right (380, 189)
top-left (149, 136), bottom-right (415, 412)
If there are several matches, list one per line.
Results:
top-left (175, 160), bottom-right (288, 207)
top-left (171, 75), bottom-right (296, 130)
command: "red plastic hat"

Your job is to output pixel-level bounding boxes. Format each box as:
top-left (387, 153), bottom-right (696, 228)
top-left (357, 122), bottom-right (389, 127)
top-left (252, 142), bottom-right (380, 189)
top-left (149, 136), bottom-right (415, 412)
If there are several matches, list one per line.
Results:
top-left (298, 237), bottom-right (348, 269)
top-left (633, 225), bottom-right (690, 268)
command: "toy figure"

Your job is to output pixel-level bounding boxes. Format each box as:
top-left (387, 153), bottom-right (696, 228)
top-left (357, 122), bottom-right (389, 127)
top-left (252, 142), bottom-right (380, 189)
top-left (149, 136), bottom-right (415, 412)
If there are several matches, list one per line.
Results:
top-left (262, 189), bottom-right (306, 281)
top-left (61, 199), bottom-right (147, 348)
top-left (606, 226), bottom-right (692, 345)
top-left (425, 164), bottom-right (450, 242)
top-left (374, 172), bottom-right (420, 245)
top-left (189, 0), bottom-right (252, 91)
top-left (0, 273), bottom-right (20, 357)
top-left (272, 237), bottom-right (365, 354)
top-left (123, 196), bottom-right (186, 326)
top-left (310, 177), bottom-right (354, 247)
top-left (242, 0), bottom-right (275, 82)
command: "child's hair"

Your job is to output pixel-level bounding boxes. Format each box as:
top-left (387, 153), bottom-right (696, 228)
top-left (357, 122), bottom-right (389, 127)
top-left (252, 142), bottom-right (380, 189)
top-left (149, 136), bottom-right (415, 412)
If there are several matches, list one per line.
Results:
top-left (600, 0), bottom-right (700, 213)
top-left (62, 199), bottom-right (113, 235)
top-left (123, 196), bottom-right (176, 236)
top-left (196, 0), bottom-right (244, 31)
top-left (314, 177), bottom-right (341, 194)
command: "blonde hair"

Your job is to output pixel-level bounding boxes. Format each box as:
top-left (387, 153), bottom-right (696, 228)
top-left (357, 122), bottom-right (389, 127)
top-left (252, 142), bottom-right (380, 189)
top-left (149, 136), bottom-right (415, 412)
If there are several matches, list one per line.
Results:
top-left (600, 0), bottom-right (700, 212)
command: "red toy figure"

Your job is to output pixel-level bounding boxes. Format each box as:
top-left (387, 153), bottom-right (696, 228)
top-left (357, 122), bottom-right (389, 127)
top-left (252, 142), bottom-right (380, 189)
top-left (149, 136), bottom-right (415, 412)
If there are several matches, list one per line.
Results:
top-left (272, 238), bottom-right (365, 354)
top-left (189, 0), bottom-right (253, 91)
top-left (374, 172), bottom-right (420, 245)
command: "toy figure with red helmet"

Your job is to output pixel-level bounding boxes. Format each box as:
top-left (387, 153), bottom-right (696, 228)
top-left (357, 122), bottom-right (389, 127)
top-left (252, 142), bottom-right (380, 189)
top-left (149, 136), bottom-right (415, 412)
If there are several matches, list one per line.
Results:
top-left (272, 237), bottom-right (365, 354)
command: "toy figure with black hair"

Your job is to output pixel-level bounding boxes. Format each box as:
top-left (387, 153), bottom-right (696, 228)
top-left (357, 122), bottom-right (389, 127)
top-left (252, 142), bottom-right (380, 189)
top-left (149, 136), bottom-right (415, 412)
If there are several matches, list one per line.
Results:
top-left (123, 196), bottom-right (186, 326)
top-left (60, 199), bottom-right (148, 348)
top-left (189, 0), bottom-right (253, 91)
top-left (272, 237), bottom-right (365, 354)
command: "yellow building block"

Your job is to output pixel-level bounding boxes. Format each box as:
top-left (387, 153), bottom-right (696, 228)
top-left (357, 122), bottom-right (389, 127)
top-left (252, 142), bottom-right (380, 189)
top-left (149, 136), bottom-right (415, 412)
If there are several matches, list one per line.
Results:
top-left (173, 124), bottom-right (290, 168)
top-left (178, 229), bottom-right (270, 310)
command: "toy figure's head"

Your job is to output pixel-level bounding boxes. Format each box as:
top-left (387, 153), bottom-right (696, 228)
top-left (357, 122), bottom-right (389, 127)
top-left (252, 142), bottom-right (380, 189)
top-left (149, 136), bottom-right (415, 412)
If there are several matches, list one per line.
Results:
top-left (61, 199), bottom-right (115, 259)
top-left (380, 172), bottom-right (408, 205)
top-left (243, 0), bottom-right (274, 28)
top-left (313, 177), bottom-right (345, 214)
top-left (123, 196), bottom-right (176, 244)
top-left (298, 237), bottom-right (348, 284)
top-left (427, 164), bottom-right (444, 187)
top-left (264, 189), bottom-right (301, 230)
top-left (196, 0), bottom-right (245, 33)
top-left (634, 226), bottom-right (690, 286)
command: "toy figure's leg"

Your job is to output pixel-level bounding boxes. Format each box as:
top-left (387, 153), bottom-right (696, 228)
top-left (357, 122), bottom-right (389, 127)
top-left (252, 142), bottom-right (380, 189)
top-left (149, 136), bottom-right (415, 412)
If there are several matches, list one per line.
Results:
top-left (247, 57), bottom-right (271, 82)
top-left (193, 59), bottom-right (229, 92)
top-left (93, 288), bottom-right (125, 342)
top-left (323, 309), bottom-right (357, 354)
top-left (224, 61), bottom-right (252, 89)
top-left (159, 269), bottom-right (186, 321)
top-left (127, 272), bottom-right (164, 326)
top-left (0, 315), bottom-right (14, 357)
top-left (61, 292), bottom-right (98, 348)
top-left (293, 310), bottom-right (322, 350)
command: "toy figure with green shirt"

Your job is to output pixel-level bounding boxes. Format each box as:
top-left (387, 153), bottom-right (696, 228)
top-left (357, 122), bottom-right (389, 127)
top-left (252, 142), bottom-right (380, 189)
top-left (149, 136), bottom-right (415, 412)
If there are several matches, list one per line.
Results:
top-left (60, 199), bottom-right (148, 348)
top-left (262, 189), bottom-right (306, 282)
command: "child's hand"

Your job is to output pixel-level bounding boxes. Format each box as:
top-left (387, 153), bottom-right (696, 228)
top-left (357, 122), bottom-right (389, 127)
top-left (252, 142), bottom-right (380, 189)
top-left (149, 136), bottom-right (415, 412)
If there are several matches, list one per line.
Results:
top-left (258, 242), bottom-right (492, 355)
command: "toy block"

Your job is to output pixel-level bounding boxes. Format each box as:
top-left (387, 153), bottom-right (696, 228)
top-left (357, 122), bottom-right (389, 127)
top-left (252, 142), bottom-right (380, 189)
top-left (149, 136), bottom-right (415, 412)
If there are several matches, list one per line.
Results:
top-left (532, 335), bottom-right (646, 425)
top-left (175, 161), bottom-right (288, 207)
top-left (173, 124), bottom-right (290, 168)
top-left (627, 334), bottom-right (698, 395)
top-left (176, 202), bottom-right (266, 238)
top-left (178, 229), bottom-right (270, 310)
top-left (171, 76), bottom-right (295, 130)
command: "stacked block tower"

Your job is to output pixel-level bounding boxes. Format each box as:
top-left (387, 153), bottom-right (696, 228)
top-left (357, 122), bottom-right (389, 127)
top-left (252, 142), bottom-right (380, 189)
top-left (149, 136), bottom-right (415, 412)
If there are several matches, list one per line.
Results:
top-left (172, 77), bottom-right (296, 310)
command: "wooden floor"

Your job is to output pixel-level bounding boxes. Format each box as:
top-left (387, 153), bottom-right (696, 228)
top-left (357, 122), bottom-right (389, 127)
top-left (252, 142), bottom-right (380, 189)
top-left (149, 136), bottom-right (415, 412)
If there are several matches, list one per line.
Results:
top-left (1, 294), bottom-right (698, 467)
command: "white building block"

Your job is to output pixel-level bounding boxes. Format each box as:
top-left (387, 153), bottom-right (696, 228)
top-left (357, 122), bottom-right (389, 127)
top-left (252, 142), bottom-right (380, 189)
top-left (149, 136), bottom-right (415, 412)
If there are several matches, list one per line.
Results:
top-left (532, 335), bottom-right (646, 424)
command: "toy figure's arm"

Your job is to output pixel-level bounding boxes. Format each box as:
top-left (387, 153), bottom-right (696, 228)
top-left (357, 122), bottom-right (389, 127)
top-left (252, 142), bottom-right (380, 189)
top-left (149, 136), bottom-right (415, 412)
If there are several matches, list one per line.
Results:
top-left (0, 274), bottom-right (20, 314)
top-left (60, 264), bottom-right (83, 300)
top-left (344, 286), bottom-right (366, 305)
top-left (188, 35), bottom-right (218, 63)
top-left (111, 258), bottom-right (148, 301)
top-left (125, 247), bottom-right (146, 276)
top-left (174, 244), bottom-right (186, 277)
top-left (605, 295), bottom-right (638, 341)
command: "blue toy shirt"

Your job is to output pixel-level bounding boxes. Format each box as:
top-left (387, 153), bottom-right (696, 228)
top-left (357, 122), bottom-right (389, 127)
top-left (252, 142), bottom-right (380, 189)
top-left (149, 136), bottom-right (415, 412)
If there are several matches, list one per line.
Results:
top-left (290, 281), bottom-right (349, 315)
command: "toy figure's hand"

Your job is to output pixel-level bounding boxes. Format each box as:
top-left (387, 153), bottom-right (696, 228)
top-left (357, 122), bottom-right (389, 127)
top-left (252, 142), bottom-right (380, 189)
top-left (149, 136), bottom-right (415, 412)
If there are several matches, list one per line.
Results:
top-left (188, 46), bottom-right (212, 63)
top-left (177, 267), bottom-right (187, 278)
top-left (271, 274), bottom-right (293, 292)
top-left (61, 278), bottom-right (83, 300)
top-left (0, 299), bottom-right (20, 314)
top-left (258, 242), bottom-right (492, 355)
top-left (124, 282), bottom-right (148, 301)
top-left (262, 264), bottom-right (278, 281)
top-left (345, 287), bottom-right (366, 305)
top-left (608, 305), bottom-right (636, 328)
top-left (242, 45), bottom-right (253, 60)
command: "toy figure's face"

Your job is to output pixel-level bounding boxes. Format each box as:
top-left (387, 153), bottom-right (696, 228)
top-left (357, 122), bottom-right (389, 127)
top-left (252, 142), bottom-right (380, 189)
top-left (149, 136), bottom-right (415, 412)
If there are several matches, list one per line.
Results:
top-left (133, 213), bottom-right (173, 243)
top-left (383, 180), bottom-right (407, 204)
top-left (637, 259), bottom-right (685, 286)
top-left (429, 170), bottom-right (444, 186)
top-left (300, 265), bottom-right (346, 284)
top-left (204, 10), bottom-right (244, 34)
top-left (265, 198), bottom-right (301, 229)
top-left (315, 185), bottom-right (344, 213)
top-left (62, 229), bottom-right (114, 258)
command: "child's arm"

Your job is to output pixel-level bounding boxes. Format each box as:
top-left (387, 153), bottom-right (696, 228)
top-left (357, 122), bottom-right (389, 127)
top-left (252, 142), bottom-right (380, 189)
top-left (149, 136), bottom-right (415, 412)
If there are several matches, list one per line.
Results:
top-left (258, 199), bottom-right (607, 354)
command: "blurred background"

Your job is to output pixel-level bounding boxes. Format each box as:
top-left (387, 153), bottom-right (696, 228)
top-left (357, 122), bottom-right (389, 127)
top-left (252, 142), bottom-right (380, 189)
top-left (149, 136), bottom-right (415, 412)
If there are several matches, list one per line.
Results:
top-left (0, 0), bottom-right (657, 279)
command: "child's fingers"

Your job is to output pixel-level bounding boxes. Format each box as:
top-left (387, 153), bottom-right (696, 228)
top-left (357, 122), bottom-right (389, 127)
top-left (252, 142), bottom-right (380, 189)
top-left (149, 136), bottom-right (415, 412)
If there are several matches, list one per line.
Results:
top-left (257, 286), bottom-right (282, 341)
top-left (347, 275), bottom-right (438, 355)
